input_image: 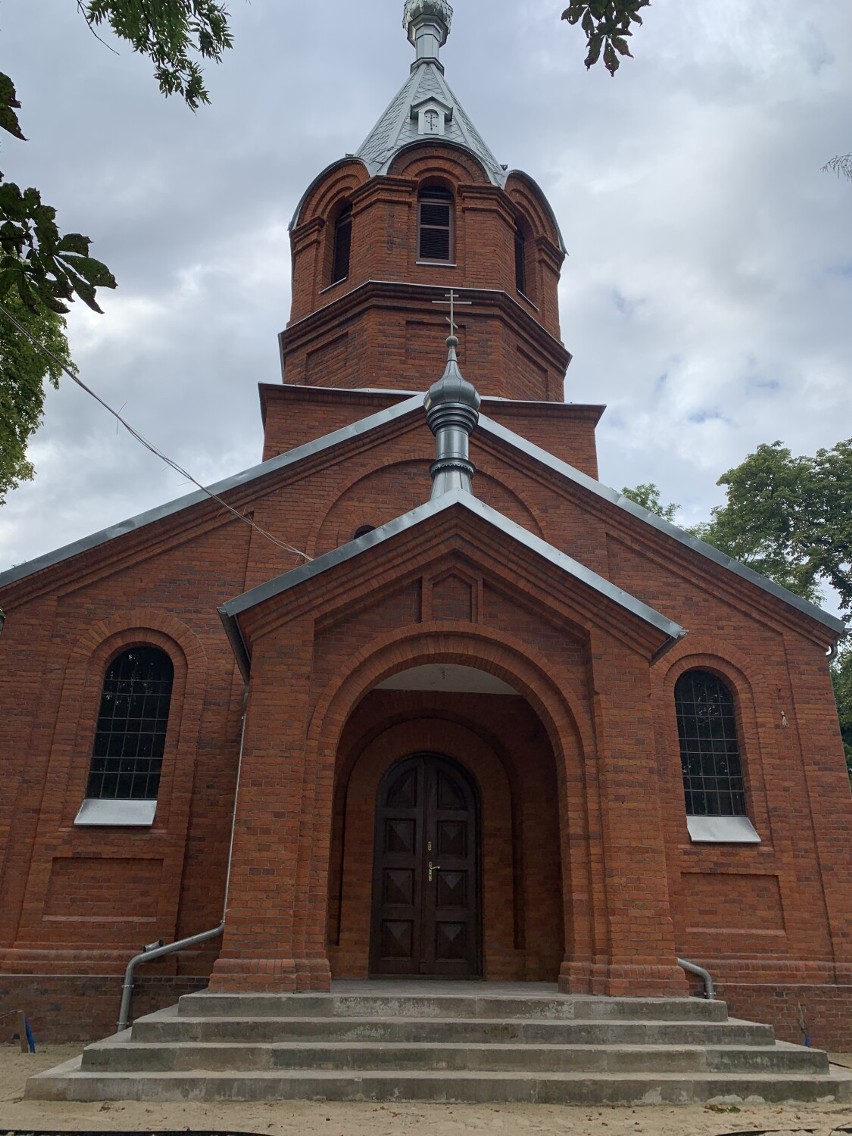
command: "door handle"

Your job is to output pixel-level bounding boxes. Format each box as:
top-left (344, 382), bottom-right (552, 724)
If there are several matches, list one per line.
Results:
top-left (428, 861), bottom-right (441, 881)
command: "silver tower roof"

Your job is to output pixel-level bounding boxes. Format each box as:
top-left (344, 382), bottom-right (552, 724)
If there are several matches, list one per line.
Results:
top-left (356, 1), bottom-right (507, 188)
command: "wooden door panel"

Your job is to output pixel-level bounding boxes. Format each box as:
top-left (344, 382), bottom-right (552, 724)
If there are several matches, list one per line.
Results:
top-left (371, 754), bottom-right (479, 976)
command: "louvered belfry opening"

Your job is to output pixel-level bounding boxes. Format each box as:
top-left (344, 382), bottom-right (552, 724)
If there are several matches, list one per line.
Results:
top-left (418, 184), bottom-right (453, 261)
top-left (331, 203), bottom-right (353, 284)
top-left (514, 221), bottom-right (527, 295)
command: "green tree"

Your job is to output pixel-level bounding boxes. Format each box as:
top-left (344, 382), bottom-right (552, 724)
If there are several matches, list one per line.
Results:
top-left (621, 481), bottom-right (678, 522)
top-left (0, 286), bottom-right (74, 502)
top-left (831, 643), bottom-right (852, 775)
top-left (624, 448), bottom-right (851, 775)
top-left (693, 440), bottom-right (852, 619)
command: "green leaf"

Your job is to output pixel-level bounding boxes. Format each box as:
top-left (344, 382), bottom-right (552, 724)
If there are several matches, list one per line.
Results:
top-left (603, 41), bottom-right (619, 74)
top-left (585, 32), bottom-right (603, 69)
top-left (61, 252), bottom-right (117, 291)
top-left (0, 72), bottom-right (26, 141)
top-left (56, 232), bottom-right (92, 256)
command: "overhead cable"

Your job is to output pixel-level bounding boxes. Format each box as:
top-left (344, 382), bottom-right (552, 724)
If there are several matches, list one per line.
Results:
top-left (0, 299), bottom-right (312, 563)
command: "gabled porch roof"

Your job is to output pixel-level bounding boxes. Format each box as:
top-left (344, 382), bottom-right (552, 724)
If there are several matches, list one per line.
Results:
top-left (218, 488), bottom-right (687, 680)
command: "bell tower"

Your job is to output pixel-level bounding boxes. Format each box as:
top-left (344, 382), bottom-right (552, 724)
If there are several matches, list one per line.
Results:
top-left (275, 0), bottom-right (571, 405)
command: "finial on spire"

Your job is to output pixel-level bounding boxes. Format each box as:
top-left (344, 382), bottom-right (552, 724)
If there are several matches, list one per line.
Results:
top-left (424, 312), bottom-right (481, 499)
top-left (403, 0), bottom-right (453, 66)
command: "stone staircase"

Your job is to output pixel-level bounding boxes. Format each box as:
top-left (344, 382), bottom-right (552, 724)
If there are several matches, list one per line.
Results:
top-left (26, 981), bottom-right (852, 1105)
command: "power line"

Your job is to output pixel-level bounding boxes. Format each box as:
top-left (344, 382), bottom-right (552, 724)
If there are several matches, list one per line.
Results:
top-left (0, 298), bottom-right (313, 563)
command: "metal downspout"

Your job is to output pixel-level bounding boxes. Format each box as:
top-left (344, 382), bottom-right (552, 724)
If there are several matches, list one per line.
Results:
top-left (677, 956), bottom-right (715, 999)
top-left (117, 687), bottom-right (250, 1032)
top-left (117, 923), bottom-right (224, 1031)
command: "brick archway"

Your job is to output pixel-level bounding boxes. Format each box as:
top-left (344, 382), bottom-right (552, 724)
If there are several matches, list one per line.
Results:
top-left (327, 688), bottom-right (567, 982)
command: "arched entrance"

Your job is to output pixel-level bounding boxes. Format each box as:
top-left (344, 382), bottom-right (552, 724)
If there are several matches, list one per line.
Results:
top-left (326, 657), bottom-right (573, 984)
top-left (370, 753), bottom-right (480, 977)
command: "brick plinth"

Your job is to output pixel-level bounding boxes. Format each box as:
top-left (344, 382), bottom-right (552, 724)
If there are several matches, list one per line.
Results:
top-left (559, 962), bottom-right (690, 998)
top-left (0, 974), bottom-right (209, 1044)
top-left (709, 983), bottom-right (852, 1052)
top-left (208, 956), bottom-right (331, 993)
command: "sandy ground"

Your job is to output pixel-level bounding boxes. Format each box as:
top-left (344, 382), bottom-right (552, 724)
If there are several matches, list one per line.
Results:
top-left (0, 1043), bottom-right (850, 1136)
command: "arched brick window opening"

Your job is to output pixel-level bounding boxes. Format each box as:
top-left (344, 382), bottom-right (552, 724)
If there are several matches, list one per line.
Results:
top-left (514, 220), bottom-right (527, 295)
top-left (86, 646), bottom-right (174, 801)
top-left (418, 183), bottom-right (453, 262)
top-left (513, 213), bottom-right (537, 303)
top-left (675, 669), bottom-right (746, 817)
top-left (330, 203), bottom-right (353, 284)
top-left (353, 524), bottom-right (375, 538)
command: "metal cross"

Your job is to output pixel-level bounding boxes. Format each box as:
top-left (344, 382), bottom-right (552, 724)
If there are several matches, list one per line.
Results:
top-left (432, 288), bottom-right (471, 338)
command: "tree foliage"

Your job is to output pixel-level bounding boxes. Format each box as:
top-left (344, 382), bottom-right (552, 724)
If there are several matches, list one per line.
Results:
top-left (831, 643), bottom-right (852, 773)
top-left (692, 440), bottom-right (852, 619)
top-left (561, 0), bottom-right (650, 76)
top-left (0, 285), bottom-right (74, 503)
top-left (84, 0), bottom-right (233, 112)
top-left (621, 481), bottom-right (678, 522)
top-left (822, 154), bottom-right (852, 181)
top-left (625, 440), bottom-right (852, 776)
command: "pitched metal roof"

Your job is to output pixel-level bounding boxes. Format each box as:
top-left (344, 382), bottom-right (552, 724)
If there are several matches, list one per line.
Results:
top-left (1, 388), bottom-right (845, 640)
top-left (477, 414), bottom-right (847, 637)
top-left (218, 489), bottom-right (686, 678)
top-left (356, 61), bottom-right (507, 188)
top-left (0, 394), bottom-right (423, 590)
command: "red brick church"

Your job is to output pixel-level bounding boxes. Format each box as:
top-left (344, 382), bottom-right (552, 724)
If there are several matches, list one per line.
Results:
top-left (1, 0), bottom-right (849, 1048)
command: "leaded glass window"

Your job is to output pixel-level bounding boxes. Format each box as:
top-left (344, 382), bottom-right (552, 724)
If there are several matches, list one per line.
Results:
top-left (675, 669), bottom-right (746, 817)
top-left (86, 646), bottom-right (174, 801)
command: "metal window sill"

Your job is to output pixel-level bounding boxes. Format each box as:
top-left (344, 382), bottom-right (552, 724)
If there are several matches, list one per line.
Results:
top-left (74, 798), bottom-right (157, 826)
top-left (416, 260), bottom-right (457, 267)
top-left (686, 815), bottom-right (761, 843)
top-left (319, 277), bottom-right (349, 295)
top-left (517, 289), bottom-right (540, 312)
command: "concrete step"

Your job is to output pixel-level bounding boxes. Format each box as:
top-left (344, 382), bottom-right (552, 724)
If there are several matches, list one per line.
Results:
top-left (130, 1010), bottom-right (777, 1047)
top-left (27, 1058), bottom-right (852, 1105)
top-left (176, 991), bottom-right (729, 1022)
top-left (25, 988), bottom-right (850, 1105)
top-left (78, 1038), bottom-right (831, 1075)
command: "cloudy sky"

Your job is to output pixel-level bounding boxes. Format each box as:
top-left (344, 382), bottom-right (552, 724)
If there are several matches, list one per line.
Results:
top-left (2, 0), bottom-right (851, 575)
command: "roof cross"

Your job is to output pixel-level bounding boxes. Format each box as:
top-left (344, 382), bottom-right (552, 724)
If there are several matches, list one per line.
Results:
top-left (432, 288), bottom-right (471, 339)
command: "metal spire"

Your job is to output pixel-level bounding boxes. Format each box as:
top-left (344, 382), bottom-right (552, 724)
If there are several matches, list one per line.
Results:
top-left (424, 306), bottom-right (481, 499)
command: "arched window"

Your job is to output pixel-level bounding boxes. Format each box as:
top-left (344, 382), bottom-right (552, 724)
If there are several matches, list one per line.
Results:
top-left (418, 184), bottom-right (453, 262)
top-left (675, 669), bottom-right (746, 817)
top-left (331, 203), bottom-right (352, 284)
top-left (86, 646), bottom-right (174, 801)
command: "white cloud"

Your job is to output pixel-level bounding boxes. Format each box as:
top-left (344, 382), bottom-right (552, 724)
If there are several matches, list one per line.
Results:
top-left (1, 0), bottom-right (850, 586)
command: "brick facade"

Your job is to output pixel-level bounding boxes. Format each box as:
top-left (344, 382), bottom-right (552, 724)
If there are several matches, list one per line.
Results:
top-left (1, 62), bottom-right (850, 1048)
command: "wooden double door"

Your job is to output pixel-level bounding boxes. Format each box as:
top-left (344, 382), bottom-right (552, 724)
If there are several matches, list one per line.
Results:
top-left (370, 753), bottom-right (480, 976)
